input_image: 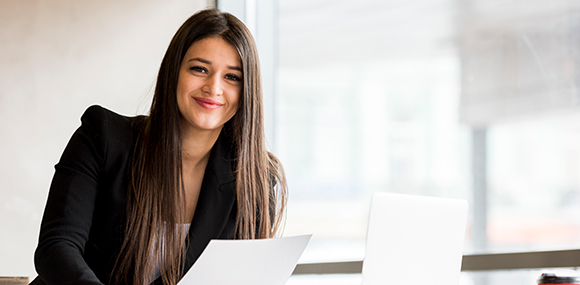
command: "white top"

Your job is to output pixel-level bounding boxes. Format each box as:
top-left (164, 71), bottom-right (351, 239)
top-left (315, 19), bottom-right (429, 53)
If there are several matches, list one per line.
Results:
top-left (151, 223), bottom-right (191, 282)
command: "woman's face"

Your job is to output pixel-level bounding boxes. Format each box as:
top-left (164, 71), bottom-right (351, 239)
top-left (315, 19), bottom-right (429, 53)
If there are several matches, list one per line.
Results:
top-left (176, 36), bottom-right (242, 135)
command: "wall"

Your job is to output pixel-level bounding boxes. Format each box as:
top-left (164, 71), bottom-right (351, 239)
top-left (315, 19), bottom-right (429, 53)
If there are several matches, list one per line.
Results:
top-left (0, 0), bottom-right (211, 278)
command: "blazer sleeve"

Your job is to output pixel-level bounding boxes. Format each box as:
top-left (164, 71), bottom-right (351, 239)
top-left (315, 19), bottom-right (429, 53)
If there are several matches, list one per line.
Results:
top-left (34, 105), bottom-right (110, 285)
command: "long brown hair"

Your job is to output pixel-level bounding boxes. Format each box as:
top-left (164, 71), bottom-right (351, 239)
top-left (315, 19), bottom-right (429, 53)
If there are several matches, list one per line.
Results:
top-left (111, 9), bottom-right (287, 285)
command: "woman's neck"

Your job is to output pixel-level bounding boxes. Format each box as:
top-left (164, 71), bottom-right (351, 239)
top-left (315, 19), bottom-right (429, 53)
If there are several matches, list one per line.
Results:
top-left (179, 119), bottom-right (221, 223)
top-left (180, 122), bottom-right (222, 168)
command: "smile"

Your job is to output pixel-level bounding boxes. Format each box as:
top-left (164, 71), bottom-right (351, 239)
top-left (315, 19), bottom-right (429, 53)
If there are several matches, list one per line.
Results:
top-left (193, 97), bottom-right (223, 110)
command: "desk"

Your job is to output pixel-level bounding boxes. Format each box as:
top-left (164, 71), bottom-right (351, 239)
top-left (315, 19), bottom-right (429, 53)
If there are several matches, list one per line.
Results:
top-left (0, 277), bottom-right (28, 285)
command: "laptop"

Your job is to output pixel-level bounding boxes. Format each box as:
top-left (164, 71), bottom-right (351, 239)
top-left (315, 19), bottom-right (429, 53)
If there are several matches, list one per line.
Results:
top-left (361, 192), bottom-right (468, 285)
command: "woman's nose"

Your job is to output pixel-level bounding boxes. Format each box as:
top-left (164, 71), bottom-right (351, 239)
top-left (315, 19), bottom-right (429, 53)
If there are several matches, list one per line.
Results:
top-left (204, 75), bottom-right (223, 96)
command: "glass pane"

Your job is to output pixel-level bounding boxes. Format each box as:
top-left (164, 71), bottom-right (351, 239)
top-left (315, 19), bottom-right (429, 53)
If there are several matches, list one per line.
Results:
top-left (276, 0), bottom-right (470, 263)
top-left (273, 0), bottom-right (580, 284)
top-left (487, 115), bottom-right (580, 253)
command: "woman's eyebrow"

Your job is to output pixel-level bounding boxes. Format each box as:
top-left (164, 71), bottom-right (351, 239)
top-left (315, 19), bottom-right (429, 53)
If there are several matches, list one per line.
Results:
top-left (228, 65), bottom-right (242, 72)
top-left (188, 57), bottom-right (242, 72)
top-left (188, 57), bottom-right (211, 64)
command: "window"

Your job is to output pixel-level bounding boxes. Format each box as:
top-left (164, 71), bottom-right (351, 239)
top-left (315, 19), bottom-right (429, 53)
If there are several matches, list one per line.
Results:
top-left (221, 0), bottom-right (580, 284)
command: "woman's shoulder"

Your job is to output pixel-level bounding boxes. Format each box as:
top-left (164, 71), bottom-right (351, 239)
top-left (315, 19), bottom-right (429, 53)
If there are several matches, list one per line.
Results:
top-left (82, 104), bottom-right (145, 125)
top-left (81, 104), bottom-right (146, 134)
top-left (78, 105), bottom-right (146, 154)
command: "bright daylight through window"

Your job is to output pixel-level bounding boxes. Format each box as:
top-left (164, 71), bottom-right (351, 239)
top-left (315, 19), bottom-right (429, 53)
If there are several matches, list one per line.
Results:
top-left (228, 0), bottom-right (580, 284)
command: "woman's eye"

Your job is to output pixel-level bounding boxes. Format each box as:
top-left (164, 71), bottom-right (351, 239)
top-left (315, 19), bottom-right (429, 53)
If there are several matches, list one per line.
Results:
top-left (225, 74), bottom-right (241, 82)
top-left (190, 66), bottom-right (206, 73)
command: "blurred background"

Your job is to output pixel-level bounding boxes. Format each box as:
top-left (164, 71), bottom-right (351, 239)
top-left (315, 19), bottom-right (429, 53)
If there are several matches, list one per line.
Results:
top-left (2, 0), bottom-right (580, 284)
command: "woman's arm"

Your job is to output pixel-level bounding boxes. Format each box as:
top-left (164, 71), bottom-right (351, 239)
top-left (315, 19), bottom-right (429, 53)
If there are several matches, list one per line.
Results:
top-left (34, 106), bottom-right (109, 285)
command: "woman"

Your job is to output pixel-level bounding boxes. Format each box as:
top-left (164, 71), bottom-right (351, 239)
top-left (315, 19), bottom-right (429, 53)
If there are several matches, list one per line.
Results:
top-left (32, 8), bottom-right (287, 285)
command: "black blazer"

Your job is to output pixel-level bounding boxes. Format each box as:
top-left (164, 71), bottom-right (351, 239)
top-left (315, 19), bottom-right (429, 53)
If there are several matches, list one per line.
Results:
top-left (32, 105), bottom-right (238, 285)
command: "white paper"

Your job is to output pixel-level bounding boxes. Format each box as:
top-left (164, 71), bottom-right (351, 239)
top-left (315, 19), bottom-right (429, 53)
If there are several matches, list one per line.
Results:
top-left (178, 235), bottom-right (312, 285)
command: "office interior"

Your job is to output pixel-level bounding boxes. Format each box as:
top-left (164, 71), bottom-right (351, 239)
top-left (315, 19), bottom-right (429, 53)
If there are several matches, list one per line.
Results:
top-left (1, 0), bottom-right (580, 284)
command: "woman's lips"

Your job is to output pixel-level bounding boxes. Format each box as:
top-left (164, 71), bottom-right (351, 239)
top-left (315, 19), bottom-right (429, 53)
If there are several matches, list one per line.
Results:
top-left (193, 97), bottom-right (223, 110)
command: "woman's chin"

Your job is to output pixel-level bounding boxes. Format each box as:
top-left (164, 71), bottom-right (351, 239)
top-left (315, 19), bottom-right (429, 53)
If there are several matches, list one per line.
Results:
top-left (188, 121), bottom-right (224, 133)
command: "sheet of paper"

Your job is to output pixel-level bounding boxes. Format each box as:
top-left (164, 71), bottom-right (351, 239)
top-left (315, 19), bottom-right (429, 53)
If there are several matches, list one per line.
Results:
top-left (178, 235), bottom-right (311, 285)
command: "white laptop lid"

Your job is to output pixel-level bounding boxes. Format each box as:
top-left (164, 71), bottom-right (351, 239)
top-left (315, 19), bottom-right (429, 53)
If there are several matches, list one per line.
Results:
top-left (361, 192), bottom-right (468, 285)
